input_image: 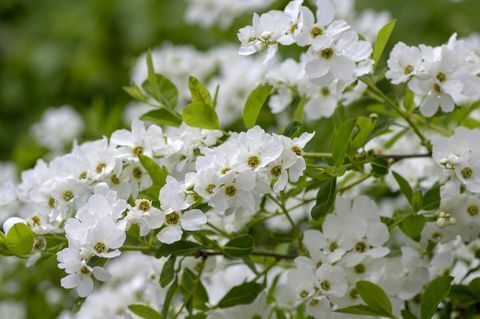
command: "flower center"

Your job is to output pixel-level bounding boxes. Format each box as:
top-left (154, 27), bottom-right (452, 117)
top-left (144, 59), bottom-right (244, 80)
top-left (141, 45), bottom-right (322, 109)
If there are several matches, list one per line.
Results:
top-left (321, 87), bottom-right (330, 96)
top-left (311, 27), bottom-right (324, 37)
top-left (63, 190), bottom-right (74, 202)
top-left (355, 241), bottom-right (367, 253)
top-left (291, 145), bottom-right (303, 156)
top-left (205, 184), bottom-right (216, 194)
top-left (349, 288), bottom-right (359, 299)
top-left (404, 65), bottom-right (414, 75)
top-left (31, 215), bottom-right (42, 226)
top-left (96, 162), bottom-right (107, 174)
top-left (80, 266), bottom-right (91, 275)
top-left (309, 298), bottom-right (320, 306)
top-left (247, 155), bottom-right (261, 169)
top-left (111, 174), bottom-right (120, 185)
top-left (133, 146), bottom-right (144, 156)
top-left (221, 167), bottom-right (231, 175)
top-left (48, 197), bottom-right (56, 208)
top-left (94, 242), bottom-right (107, 254)
top-left (166, 212), bottom-right (180, 225)
top-left (299, 289), bottom-right (309, 298)
top-left (137, 199), bottom-right (151, 212)
top-left (320, 280), bottom-right (331, 291)
top-left (79, 171), bottom-right (88, 179)
top-left (433, 83), bottom-right (442, 93)
top-left (320, 48), bottom-right (334, 59)
top-left (225, 185), bottom-right (237, 197)
top-left (329, 241), bottom-right (338, 252)
top-left (468, 205), bottom-right (479, 216)
top-left (133, 167), bottom-right (143, 179)
top-left (354, 263), bottom-right (366, 274)
top-left (436, 72), bottom-right (447, 83)
top-left (461, 167), bottom-right (473, 179)
top-left (271, 165), bottom-right (282, 177)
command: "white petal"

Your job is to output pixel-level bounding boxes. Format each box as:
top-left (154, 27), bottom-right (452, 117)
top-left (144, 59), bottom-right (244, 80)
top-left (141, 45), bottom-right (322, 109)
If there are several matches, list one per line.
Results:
top-left (157, 226), bottom-right (183, 244)
top-left (77, 276), bottom-right (94, 297)
top-left (92, 267), bottom-right (112, 282)
top-left (181, 209), bottom-right (207, 231)
top-left (315, 0), bottom-right (335, 25)
top-left (61, 274), bottom-right (80, 289)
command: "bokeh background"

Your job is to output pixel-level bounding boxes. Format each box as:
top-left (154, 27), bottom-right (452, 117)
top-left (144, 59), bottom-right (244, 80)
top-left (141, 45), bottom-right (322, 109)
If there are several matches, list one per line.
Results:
top-left (1, 0), bottom-right (479, 167)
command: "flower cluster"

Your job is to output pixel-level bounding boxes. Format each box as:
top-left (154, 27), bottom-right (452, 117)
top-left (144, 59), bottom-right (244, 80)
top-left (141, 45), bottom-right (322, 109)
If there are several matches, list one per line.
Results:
top-left (287, 196), bottom-right (389, 317)
top-left (386, 35), bottom-right (480, 117)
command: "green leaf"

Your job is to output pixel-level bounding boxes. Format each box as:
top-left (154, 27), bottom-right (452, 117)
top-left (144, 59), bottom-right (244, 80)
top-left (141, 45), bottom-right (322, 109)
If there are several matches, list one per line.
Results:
top-left (422, 184), bottom-right (440, 211)
top-left (5, 223), bottom-right (34, 257)
top-left (123, 84), bottom-right (150, 104)
top-left (243, 84), bottom-right (273, 129)
top-left (411, 191), bottom-right (424, 212)
top-left (189, 76), bottom-right (212, 105)
top-left (138, 154), bottom-right (168, 187)
top-left (224, 235), bottom-right (254, 257)
top-left (311, 177), bottom-right (337, 220)
top-left (144, 51), bottom-right (178, 109)
top-left (141, 109), bottom-right (182, 127)
top-left (160, 256), bottom-right (176, 288)
top-left (293, 96), bottom-right (306, 123)
top-left (180, 268), bottom-right (209, 309)
top-left (356, 281), bottom-right (394, 317)
top-left (162, 280), bottom-right (177, 318)
top-left (331, 118), bottom-right (356, 166)
top-left (283, 121), bottom-right (302, 138)
top-left (373, 19), bottom-right (397, 68)
top-left (371, 156), bottom-right (389, 176)
top-left (401, 214), bottom-right (426, 241)
top-left (182, 102), bottom-right (220, 130)
top-left (352, 116), bottom-right (374, 150)
top-left (128, 304), bottom-right (162, 319)
top-left (392, 171), bottom-right (413, 202)
top-left (421, 276), bottom-right (453, 319)
top-left (401, 309), bottom-right (418, 319)
top-left (336, 305), bottom-right (384, 317)
top-left (0, 232), bottom-right (12, 256)
top-left (217, 281), bottom-right (263, 308)
top-left (156, 241), bottom-right (201, 258)
top-left (468, 278), bottom-right (480, 297)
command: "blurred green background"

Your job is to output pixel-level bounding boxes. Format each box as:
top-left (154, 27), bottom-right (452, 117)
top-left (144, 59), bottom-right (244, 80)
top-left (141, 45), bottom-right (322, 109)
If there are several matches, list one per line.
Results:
top-left (0, 0), bottom-right (478, 164)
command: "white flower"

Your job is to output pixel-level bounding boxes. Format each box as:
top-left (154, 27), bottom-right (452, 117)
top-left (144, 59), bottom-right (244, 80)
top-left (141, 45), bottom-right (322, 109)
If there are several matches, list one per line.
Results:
top-left (157, 209), bottom-right (207, 244)
top-left (386, 42), bottom-right (423, 84)
top-left (125, 199), bottom-right (164, 236)
top-left (315, 263), bottom-right (348, 297)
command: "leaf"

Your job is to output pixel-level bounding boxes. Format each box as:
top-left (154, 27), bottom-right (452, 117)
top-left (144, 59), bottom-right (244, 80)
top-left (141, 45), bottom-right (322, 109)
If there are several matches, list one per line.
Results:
top-left (293, 96), bottom-right (306, 123)
top-left (401, 214), bottom-right (426, 241)
top-left (401, 309), bottom-right (418, 319)
top-left (356, 281), bottom-right (394, 317)
top-left (182, 102), bottom-right (220, 130)
top-left (162, 280), bottom-right (177, 317)
top-left (411, 191), bottom-right (424, 212)
top-left (144, 51), bottom-right (178, 109)
top-left (217, 281), bottom-right (263, 308)
top-left (420, 276), bottom-right (453, 319)
top-left (141, 109), bottom-right (182, 127)
top-left (160, 256), bottom-right (176, 288)
top-left (224, 235), bottom-right (254, 257)
top-left (392, 171), bottom-right (413, 202)
top-left (128, 304), bottom-right (162, 319)
top-left (0, 232), bottom-right (12, 256)
top-left (5, 223), bottom-right (34, 257)
top-left (311, 177), bottom-right (337, 220)
top-left (468, 278), bottom-right (480, 297)
top-left (336, 305), bottom-right (384, 317)
top-left (189, 76), bottom-right (212, 105)
top-left (180, 268), bottom-right (209, 309)
top-left (243, 84), bottom-right (273, 129)
top-left (155, 241), bottom-right (201, 258)
top-left (283, 121), bottom-right (302, 138)
top-left (352, 116), bottom-right (374, 150)
top-left (422, 184), bottom-right (440, 211)
top-left (138, 154), bottom-right (168, 187)
top-left (331, 118), bottom-right (356, 166)
top-left (124, 84), bottom-right (150, 104)
top-left (373, 19), bottom-right (397, 68)
top-left (371, 156), bottom-right (389, 176)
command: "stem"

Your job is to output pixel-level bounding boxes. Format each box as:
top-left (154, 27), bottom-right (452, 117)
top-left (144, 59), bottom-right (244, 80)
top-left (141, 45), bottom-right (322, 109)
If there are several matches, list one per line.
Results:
top-left (252, 259), bottom-right (280, 282)
top-left (304, 152), bottom-right (432, 161)
top-left (361, 78), bottom-right (432, 152)
top-left (206, 222), bottom-right (231, 238)
top-left (174, 259), bottom-right (206, 318)
top-left (337, 173), bottom-right (373, 194)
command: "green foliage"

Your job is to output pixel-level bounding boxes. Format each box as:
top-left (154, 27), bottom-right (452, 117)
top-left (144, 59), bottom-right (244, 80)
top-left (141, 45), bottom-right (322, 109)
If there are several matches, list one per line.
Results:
top-left (331, 118), bottom-right (356, 166)
top-left (189, 76), bottom-right (213, 106)
top-left (243, 84), bottom-right (273, 129)
top-left (421, 276), bottom-right (453, 319)
top-left (128, 304), bottom-right (163, 319)
top-left (182, 102), bottom-right (220, 130)
top-left (217, 281), bottom-right (264, 308)
top-left (311, 177), bottom-right (337, 220)
top-left (392, 171), bottom-right (413, 202)
top-left (224, 235), bottom-right (255, 257)
top-left (372, 19), bottom-right (397, 69)
top-left (5, 224), bottom-right (34, 257)
top-left (141, 109), bottom-right (182, 127)
top-left (160, 256), bottom-right (176, 288)
top-left (401, 214), bottom-right (426, 241)
top-left (144, 51), bottom-right (179, 109)
top-left (155, 241), bottom-right (202, 257)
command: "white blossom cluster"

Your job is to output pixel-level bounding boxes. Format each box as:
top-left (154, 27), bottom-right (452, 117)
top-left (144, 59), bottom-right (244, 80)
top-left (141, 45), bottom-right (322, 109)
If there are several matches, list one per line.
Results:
top-left (386, 34), bottom-right (480, 117)
top-left (2, 119), bottom-right (312, 297)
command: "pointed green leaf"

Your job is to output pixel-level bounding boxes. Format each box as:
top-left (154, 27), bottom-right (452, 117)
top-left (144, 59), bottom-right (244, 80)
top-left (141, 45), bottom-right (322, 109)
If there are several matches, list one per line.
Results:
top-left (311, 177), bottom-right (337, 220)
top-left (156, 241), bottom-right (201, 257)
top-left (243, 85), bottom-right (273, 129)
top-left (392, 171), bottom-right (413, 202)
top-left (182, 102), bottom-right (220, 130)
top-left (422, 184), bottom-right (440, 211)
top-left (138, 154), bottom-right (168, 188)
top-left (141, 109), bottom-right (182, 127)
top-left (189, 76), bottom-right (212, 105)
top-left (421, 276), bottom-right (453, 319)
top-left (218, 281), bottom-right (263, 308)
top-left (373, 19), bottom-right (397, 68)
top-left (401, 214), bottom-right (426, 241)
top-left (224, 235), bottom-right (254, 257)
top-left (356, 281), bottom-right (394, 317)
top-left (331, 118), bottom-right (356, 166)
top-left (160, 256), bottom-right (176, 288)
top-left (128, 304), bottom-right (162, 319)
top-left (336, 305), bottom-right (385, 317)
top-left (6, 223), bottom-right (34, 257)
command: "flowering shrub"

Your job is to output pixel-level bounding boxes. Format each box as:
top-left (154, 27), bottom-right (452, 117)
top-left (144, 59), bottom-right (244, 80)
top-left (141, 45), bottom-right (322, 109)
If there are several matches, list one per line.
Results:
top-left (3, 0), bottom-right (480, 318)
